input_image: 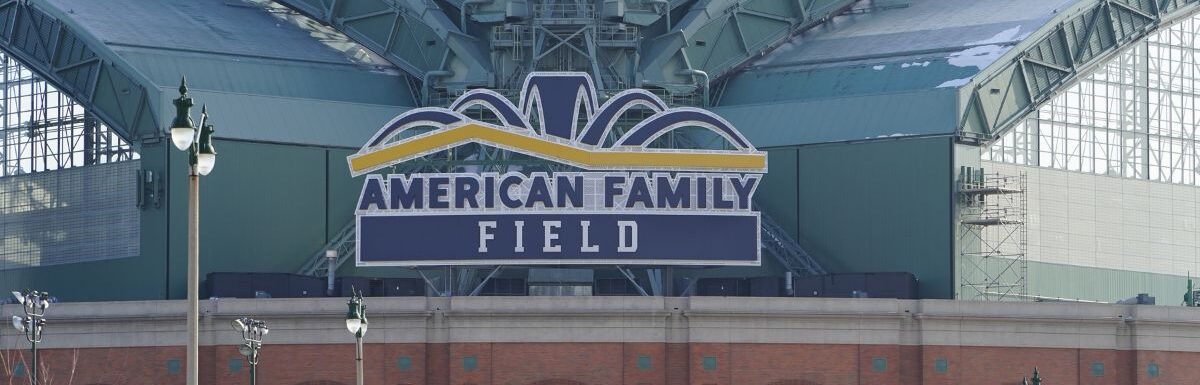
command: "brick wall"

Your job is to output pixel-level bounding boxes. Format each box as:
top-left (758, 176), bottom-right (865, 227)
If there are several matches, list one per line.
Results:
top-left (5, 343), bottom-right (1197, 385)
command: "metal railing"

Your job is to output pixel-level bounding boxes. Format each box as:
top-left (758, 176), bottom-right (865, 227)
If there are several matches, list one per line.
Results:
top-left (595, 24), bottom-right (638, 42)
top-left (492, 25), bottom-right (535, 44)
top-left (532, 3), bottom-right (595, 20)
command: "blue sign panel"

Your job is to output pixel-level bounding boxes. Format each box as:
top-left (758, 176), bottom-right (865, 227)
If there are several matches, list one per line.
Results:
top-left (348, 72), bottom-right (768, 266)
top-left (358, 213), bottom-right (760, 265)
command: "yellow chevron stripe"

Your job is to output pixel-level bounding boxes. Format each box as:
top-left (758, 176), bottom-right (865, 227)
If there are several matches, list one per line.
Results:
top-left (348, 123), bottom-right (766, 174)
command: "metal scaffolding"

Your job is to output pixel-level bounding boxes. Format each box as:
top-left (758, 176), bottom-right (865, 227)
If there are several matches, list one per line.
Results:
top-left (958, 167), bottom-right (1028, 301)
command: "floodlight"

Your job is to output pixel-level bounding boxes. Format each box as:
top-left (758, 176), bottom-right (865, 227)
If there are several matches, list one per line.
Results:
top-left (238, 342), bottom-right (253, 357)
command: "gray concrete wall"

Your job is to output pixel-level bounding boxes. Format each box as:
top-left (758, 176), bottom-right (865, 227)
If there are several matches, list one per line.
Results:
top-left (12, 296), bottom-right (1200, 353)
top-left (985, 161), bottom-right (1200, 302)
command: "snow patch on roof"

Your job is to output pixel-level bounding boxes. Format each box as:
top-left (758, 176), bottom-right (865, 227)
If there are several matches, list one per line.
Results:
top-left (947, 44), bottom-right (1015, 69)
top-left (938, 77), bottom-right (972, 88)
top-left (945, 26), bottom-right (1031, 70)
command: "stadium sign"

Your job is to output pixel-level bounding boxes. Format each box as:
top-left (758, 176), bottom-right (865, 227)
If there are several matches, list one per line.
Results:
top-left (347, 72), bottom-right (767, 266)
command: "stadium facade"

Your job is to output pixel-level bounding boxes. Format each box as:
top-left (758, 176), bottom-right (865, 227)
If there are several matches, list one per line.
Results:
top-left (2, 0), bottom-right (1198, 303)
top-left (3, 0), bottom-right (1200, 384)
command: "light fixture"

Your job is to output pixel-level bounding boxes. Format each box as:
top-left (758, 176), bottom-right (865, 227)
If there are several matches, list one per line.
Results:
top-left (196, 152), bottom-right (216, 176)
top-left (171, 126), bottom-right (195, 151)
top-left (345, 314), bottom-right (362, 334)
top-left (12, 290), bottom-right (49, 385)
top-left (230, 317), bottom-right (266, 385)
top-left (169, 75), bottom-right (221, 385)
top-left (170, 79), bottom-right (196, 151)
top-left (346, 287), bottom-right (367, 385)
top-left (195, 121), bottom-right (217, 175)
top-left (238, 342), bottom-right (253, 357)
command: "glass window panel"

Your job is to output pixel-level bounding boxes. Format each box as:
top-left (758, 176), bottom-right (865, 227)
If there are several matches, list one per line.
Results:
top-left (989, 14), bottom-right (1200, 186)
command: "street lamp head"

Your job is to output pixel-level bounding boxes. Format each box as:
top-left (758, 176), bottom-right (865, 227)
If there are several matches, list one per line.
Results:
top-left (346, 288), bottom-right (366, 336)
top-left (10, 291), bottom-right (22, 305)
top-left (196, 152), bottom-right (215, 176)
top-left (11, 316), bottom-right (23, 332)
top-left (195, 120), bottom-right (217, 175)
top-left (232, 318), bottom-right (247, 332)
top-left (170, 125), bottom-right (195, 151)
top-left (170, 77), bottom-right (196, 151)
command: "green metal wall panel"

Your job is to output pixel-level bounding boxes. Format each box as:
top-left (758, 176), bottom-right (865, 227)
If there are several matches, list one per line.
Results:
top-left (0, 143), bottom-right (168, 302)
top-left (8, 139), bottom-right (425, 302)
top-left (952, 143), bottom-right (983, 300)
top-left (167, 143), bottom-right (189, 299)
top-left (773, 136), bottom-right (956, 298)
top-left (1027, 260), bottom-right (1190, 304)
top-left (167, 140), bottom-right (331, 299)
top-left (325, 148), bottom-right (360, 242)
top-left (199, 141), bottom-right (327, 272)
top-left (756, 149), bottom-right (799, 236)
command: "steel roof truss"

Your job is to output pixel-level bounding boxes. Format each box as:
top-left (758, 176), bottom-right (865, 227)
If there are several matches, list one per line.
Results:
top-left (960, 0), bottom-right (1200, 145)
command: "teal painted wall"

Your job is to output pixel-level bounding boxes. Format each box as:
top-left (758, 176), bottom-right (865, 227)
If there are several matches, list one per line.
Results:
top-left (1027, 260), bottom-right (1191, 304)
top-left (757, 149), bottom-right (799, 236)
top-left (0, 138), bottom-right (382, 302)
top-left (0, 137), bottom-right (466, 302)
top-left (952, 143), bottom-right (982, 299)
top-left (0, 134), bottom-right (1001, 301)
top-left (14, 135), bottom-right (1190, 303)
top-left (166, 140), bottom-right (330, 299)
top-left (0, 143), bottom-right (170, 302)
top-left (165, 140), bottom-right (414, 300)
top-left (757, 136), bottom-right (957, 298)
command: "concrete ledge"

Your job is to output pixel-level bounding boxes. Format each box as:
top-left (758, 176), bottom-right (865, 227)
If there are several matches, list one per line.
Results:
top-left (6, 297), bottom-right (1200, 351)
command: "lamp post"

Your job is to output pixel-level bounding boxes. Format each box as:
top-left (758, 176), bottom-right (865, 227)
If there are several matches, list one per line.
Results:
top-left (11, 290), bottom-right (49, 385)
top-left (169, 77), bottom-right (218, 385)
top-left (345, 288), bottom-right (368, 385)
top-left (1022, 367), bottom-right (1044, 385)
top-left (231, 318), bottom-right (268, 385)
